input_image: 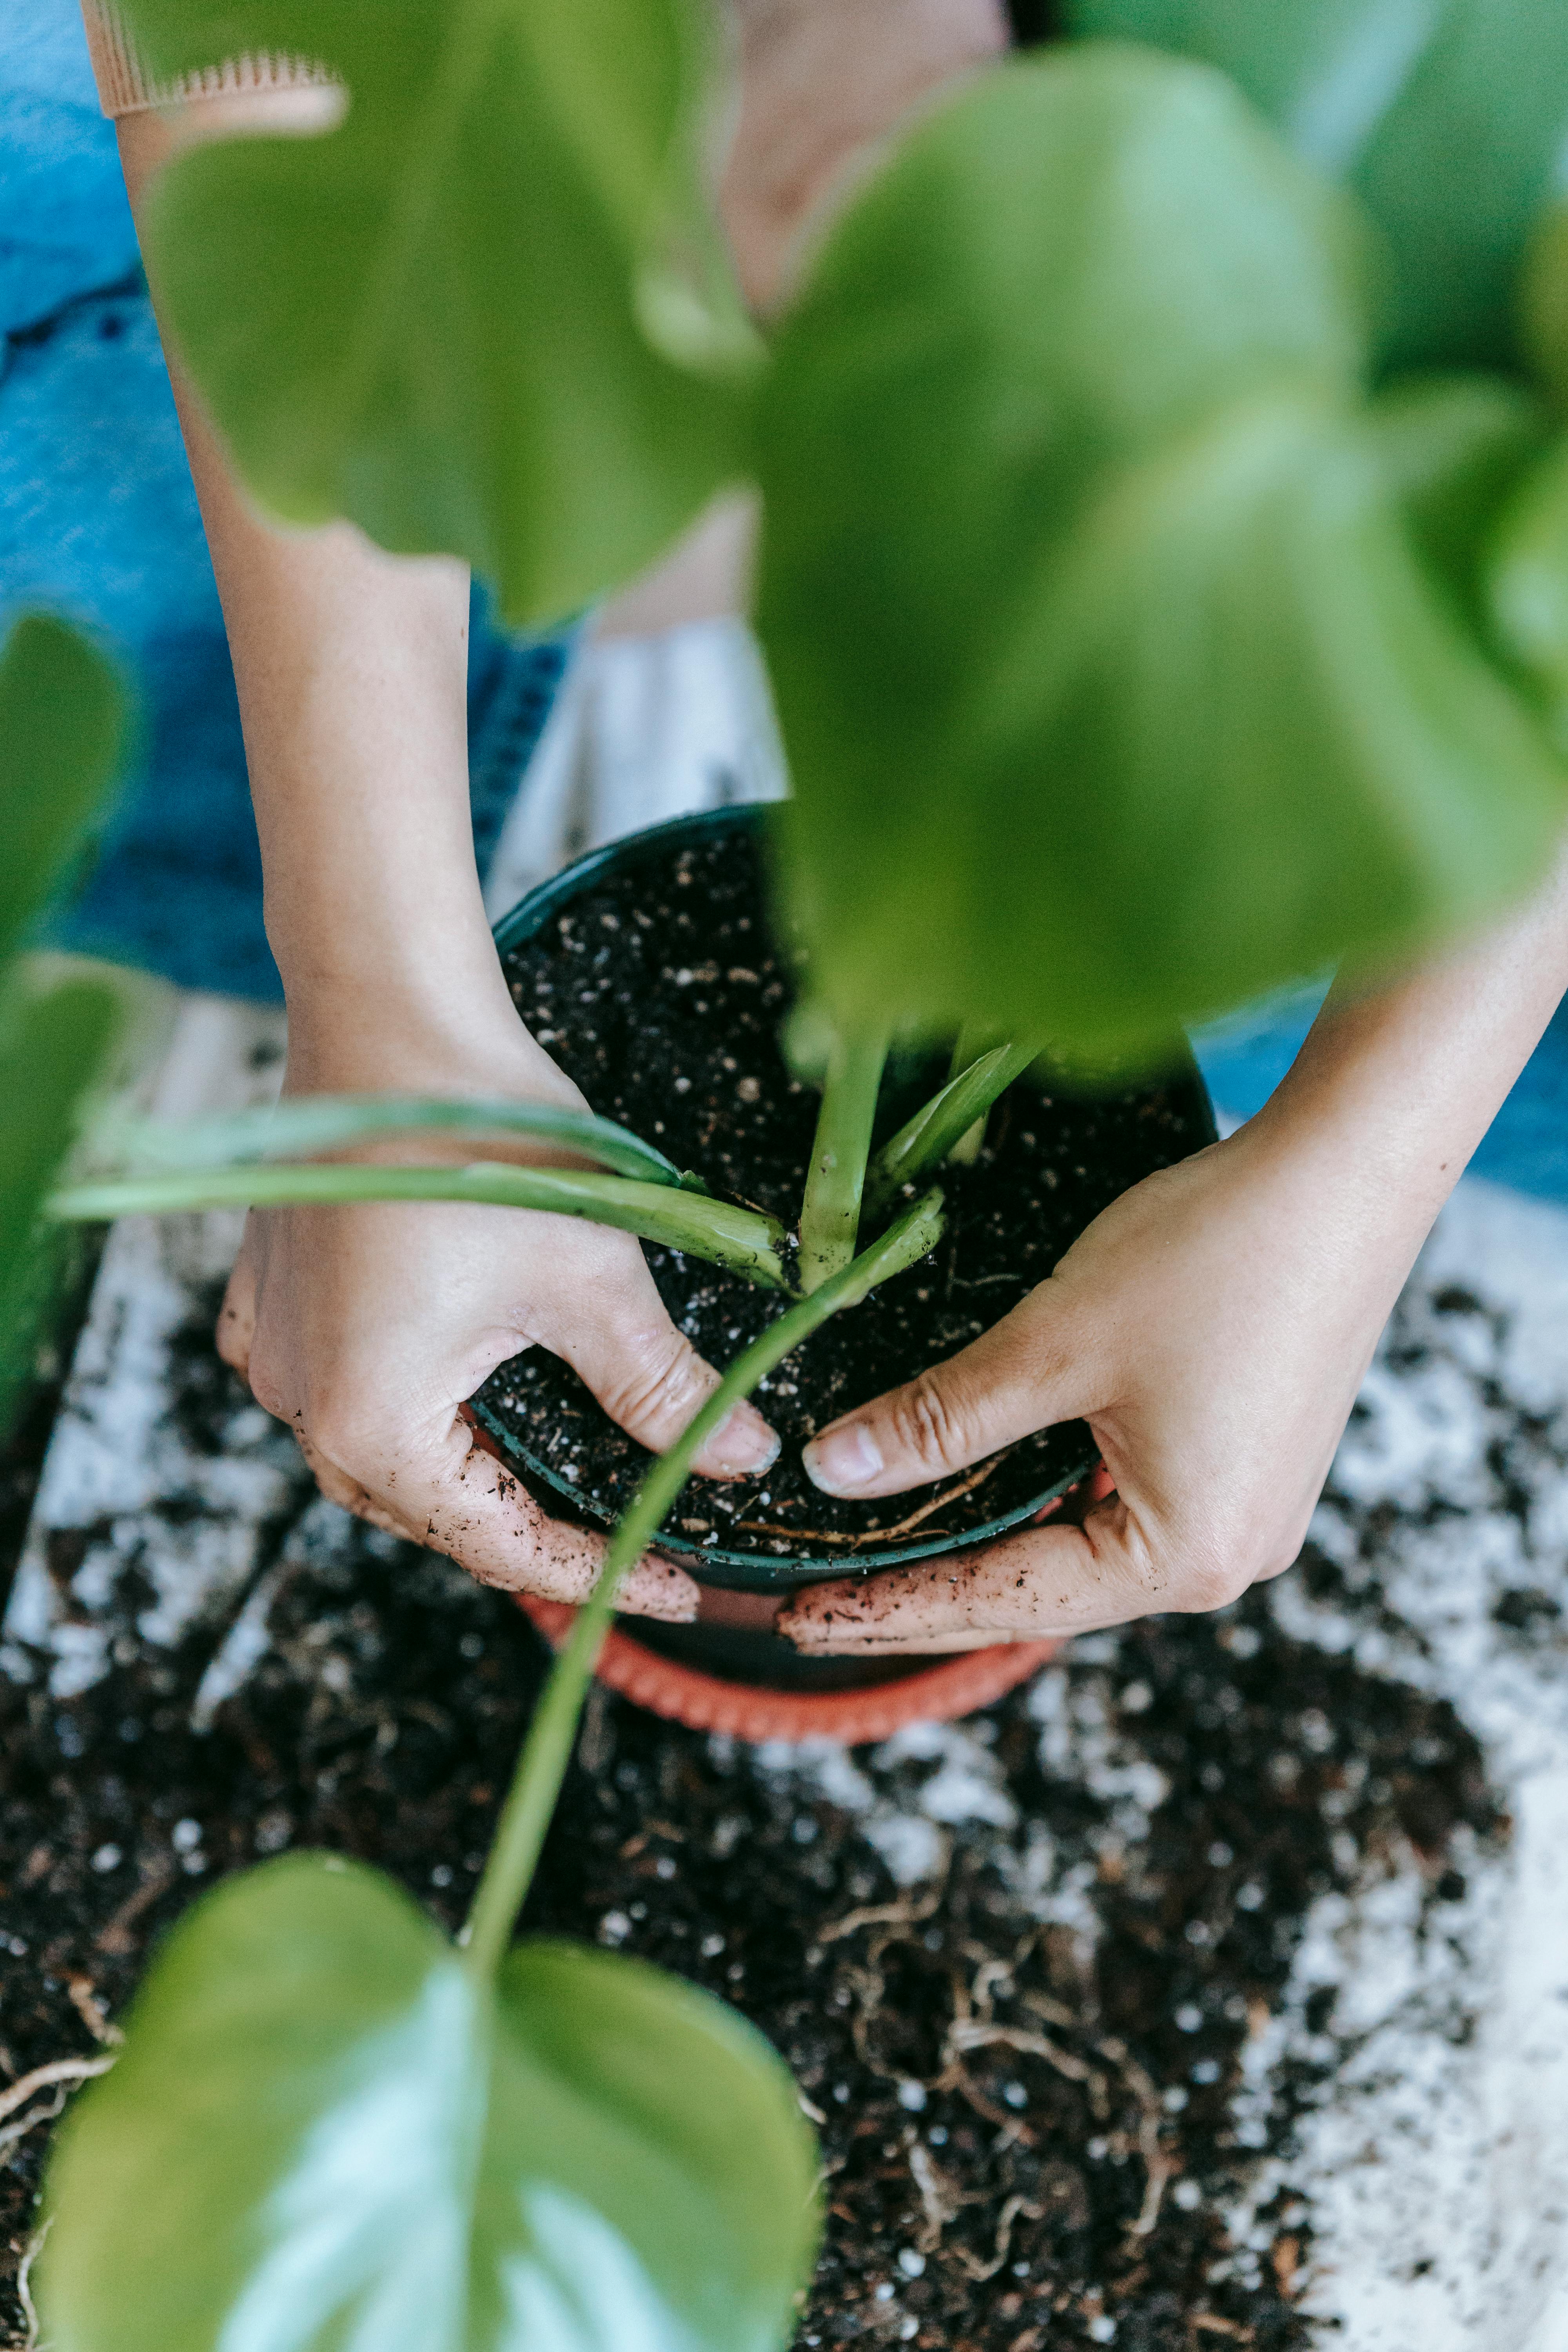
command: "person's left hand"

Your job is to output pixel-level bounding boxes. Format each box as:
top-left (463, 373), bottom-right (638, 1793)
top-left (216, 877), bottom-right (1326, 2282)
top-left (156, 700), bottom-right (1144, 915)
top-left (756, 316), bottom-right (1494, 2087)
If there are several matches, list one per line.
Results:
top-left (776, 1111), bottom-right (1423, 1655)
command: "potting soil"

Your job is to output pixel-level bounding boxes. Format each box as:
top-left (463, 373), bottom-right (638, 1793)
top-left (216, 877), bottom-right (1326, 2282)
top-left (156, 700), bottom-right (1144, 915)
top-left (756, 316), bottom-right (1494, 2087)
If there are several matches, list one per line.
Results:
top-left (483, 827), bottom-right (1209, 1569)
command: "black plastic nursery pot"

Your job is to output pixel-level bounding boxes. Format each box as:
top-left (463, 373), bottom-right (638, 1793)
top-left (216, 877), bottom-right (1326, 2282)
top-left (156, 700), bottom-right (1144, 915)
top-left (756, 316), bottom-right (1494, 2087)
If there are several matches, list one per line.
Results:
top-left (470, 807), bottom-right (1216, 1730)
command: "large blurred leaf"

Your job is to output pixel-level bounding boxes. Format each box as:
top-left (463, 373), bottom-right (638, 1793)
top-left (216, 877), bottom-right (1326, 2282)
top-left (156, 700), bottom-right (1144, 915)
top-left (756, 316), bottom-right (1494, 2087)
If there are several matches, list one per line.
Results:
top-left (118, 0), bottom-right (752, 623)
top-left (0, 615), bottom-right (127, 967)
top-left (40, 1854), bottom-right (819, 2352)
top-left (1063, 0), bottom-right (1568, 374)
top-left (1365, 374), bottom-right (1546, 622)
top-left (1523, 204), bottom-right (1568, 414)
top-left (1488, 436), bottom-right (1568, 753)
top-left (0, 981), bottom-right (124, 1437)
top-left (756, 50), bottom-right (1568, 1060)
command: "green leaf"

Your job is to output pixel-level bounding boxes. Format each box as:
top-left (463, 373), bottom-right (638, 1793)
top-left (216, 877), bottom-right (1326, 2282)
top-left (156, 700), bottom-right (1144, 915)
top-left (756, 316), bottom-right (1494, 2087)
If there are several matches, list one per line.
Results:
top-left (1488, 432), bottom-right (1568, 751)
top-left (1064, 0), bottom-right (1568, 374)
top-left (39, 1855), bottom-right (820, 2352)
top-left (1364, 374), bottom-right (1547, 624)
top-left (1523, 203), bottom-right (1568, 414)
top-left (49, 1161), bottom-right (789, 1289)
top-left (0, 615), bottom-right (127, 966)
top-left (118, 0), bottom-right (750, 623)
top-left (0, 980), bottom-right (124, 1439)
top-left (757, 51), bottom-right (1568, 1058)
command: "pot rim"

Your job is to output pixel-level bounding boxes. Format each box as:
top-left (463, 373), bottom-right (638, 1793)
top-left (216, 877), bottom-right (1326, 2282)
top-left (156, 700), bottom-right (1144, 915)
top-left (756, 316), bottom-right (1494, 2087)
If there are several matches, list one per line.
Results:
top-left (483, 805), bottom-right (1214, 1587)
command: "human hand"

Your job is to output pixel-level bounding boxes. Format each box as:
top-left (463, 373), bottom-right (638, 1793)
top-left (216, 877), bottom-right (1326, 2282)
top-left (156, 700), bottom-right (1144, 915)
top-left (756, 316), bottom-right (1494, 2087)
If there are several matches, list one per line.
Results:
top-left (217, 1012), bottom-right (778, 1619)
top-left (778, 1113), bottom-right (1421, 1654)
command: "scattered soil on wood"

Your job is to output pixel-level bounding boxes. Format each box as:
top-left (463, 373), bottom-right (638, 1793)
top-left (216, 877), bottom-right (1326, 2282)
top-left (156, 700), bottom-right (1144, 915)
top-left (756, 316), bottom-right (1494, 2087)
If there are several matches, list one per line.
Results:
top-left (483, 827), bottom-right (1209, 1572)
top-left (0, 1286), bottom-right (1508, 2348)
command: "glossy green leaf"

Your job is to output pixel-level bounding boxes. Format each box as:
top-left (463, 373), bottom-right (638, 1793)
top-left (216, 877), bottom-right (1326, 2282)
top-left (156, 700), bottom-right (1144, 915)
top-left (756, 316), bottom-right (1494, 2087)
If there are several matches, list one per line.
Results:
top-left (117, 0), bottom-right (750, 623)
top-left (39, 1855), bottom-right (819, 2352)
top-left (0, 980), bottom-right (124, 1437)
top-left (757, 51), bottom-right (1568, 1058)
top-left (1065, 0), bottom-right (1568, 374)
top-left (0, 615), bottom-right (127, 966)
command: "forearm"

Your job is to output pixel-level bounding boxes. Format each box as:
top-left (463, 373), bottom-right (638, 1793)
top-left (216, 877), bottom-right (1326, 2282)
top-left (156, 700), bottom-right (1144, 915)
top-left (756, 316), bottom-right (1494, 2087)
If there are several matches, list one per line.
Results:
top-left (117, 103), bottom-right (539, 1087)
top-left (1249, 825), bottom-right (1568, 1261)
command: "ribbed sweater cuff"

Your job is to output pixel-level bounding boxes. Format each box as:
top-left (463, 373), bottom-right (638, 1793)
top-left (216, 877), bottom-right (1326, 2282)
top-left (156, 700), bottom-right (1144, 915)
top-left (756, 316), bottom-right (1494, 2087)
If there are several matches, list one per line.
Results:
top-left (82, 2), bottom-right (336, 118)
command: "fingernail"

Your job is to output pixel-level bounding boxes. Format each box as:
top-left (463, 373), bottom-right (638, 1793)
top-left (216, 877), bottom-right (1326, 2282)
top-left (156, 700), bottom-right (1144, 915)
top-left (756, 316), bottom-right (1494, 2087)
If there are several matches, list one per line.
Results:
top-left (704, 1401), bottom-right (779, 1475)
top-left (802, 1421), bottom-right (882, 1494)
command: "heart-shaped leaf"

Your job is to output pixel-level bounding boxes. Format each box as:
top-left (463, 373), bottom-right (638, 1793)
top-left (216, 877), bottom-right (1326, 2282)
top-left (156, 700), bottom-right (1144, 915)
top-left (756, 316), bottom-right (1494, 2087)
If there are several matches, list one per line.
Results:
top-left (0, 614), bottom-right (127, 967)
top-left (39, 1853), bottom-right (820, 2352)
top-left (117, 0), bottom-right (751, 623)
top-left (1065, 0), bottom-right (1568, 373)
top-left (755, 50), bottom-right (1568, 1059)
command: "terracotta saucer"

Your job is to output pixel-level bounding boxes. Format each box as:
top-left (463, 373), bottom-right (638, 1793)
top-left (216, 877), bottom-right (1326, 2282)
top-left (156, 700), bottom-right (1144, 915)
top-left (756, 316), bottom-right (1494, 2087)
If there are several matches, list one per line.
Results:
top-left (515, 1466), bottom-right (1112, 1744)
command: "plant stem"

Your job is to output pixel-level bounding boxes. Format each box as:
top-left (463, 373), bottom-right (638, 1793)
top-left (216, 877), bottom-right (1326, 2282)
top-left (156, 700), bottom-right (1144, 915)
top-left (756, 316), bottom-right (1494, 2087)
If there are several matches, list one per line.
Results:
top-left (48, 1163), bottom-right (788, 1289)
top-left (797, 1026), bottom-right (889, 1295)
top-left (103, 1094), bottom-right (701, 1191)
top-left (863, 1042), bottom-right (1038, 1222)
top-left (461, 1187), bottom-right (947, 1981)
top-left (945, 1024), bottom-right (1002, 1167)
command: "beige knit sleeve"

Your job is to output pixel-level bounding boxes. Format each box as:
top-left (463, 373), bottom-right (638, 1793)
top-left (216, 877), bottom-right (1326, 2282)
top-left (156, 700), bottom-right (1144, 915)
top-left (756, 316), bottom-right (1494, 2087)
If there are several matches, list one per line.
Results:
top-left (82, 2), bottom-right (336, 118)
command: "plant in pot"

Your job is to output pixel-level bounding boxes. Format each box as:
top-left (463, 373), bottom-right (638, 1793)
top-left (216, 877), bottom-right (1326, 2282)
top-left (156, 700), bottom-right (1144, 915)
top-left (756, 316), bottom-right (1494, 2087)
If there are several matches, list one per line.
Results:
top-left (10, 0), bottom-right (1568, 2343)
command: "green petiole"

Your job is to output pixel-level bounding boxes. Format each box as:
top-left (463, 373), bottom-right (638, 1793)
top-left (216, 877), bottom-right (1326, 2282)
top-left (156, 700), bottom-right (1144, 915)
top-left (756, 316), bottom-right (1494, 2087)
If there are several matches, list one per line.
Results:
top-left (461, 1186), bottom-right (947, 1981)
top-left (862, 1041), bottom-right (1038, 1221)
top-left (47, 1162), bottom-right (787, 1289)
top-left (797, 1025), bottom-right (889, 1295)
top-left (944, 1023), bottom-right (1003, 1167)
top-left (103, 1094), bottom-right (703, 1192)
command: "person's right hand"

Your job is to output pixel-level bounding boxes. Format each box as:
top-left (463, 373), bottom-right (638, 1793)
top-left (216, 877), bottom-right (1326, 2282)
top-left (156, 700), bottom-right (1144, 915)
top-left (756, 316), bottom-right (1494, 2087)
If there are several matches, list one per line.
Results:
top-left (216, 1012), bottom-right (779, 1619)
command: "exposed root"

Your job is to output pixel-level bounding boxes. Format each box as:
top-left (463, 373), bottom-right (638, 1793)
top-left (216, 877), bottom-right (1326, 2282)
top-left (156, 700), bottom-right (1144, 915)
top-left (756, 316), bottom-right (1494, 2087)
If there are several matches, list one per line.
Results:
top-left (954, 2190), bottom-right (1044, 2282)
top-left (95, 1858), bottom-right (175, 1956)
top-left (15, 2217), bottom-right (49, 2352)
top-left (0, 2056), bottom-right (114, 2131)
top-left (1097, 2034), bottom-right (1172, 2236)
top-left (904, 2128), bottom-right (965, 2254)
top-left (736, 1450), bottom-right (1017, 1546)
top-left (66, 1978), bottom-right (122, 2048)
top-left (817, 1880), bottom-right (946, 1947)
top-left (946, 2020), bottom-right (1092, 2086)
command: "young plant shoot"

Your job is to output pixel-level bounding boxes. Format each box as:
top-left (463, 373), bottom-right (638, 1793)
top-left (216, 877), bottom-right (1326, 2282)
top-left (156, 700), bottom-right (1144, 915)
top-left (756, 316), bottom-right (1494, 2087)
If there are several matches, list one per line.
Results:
top-left (797, 1024), bottom-right (889, 1291)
